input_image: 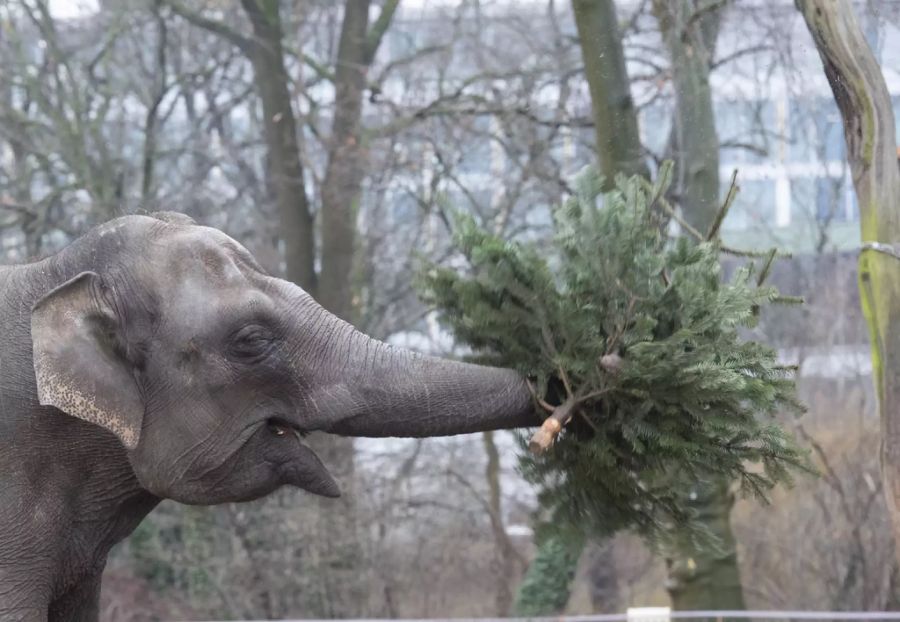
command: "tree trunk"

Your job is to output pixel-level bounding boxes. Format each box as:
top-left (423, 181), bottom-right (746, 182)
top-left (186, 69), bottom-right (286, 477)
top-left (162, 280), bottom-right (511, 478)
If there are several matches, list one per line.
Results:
top-left (796, 0), bottom-right (900, 563)
top-left (654, 0), bottom-right (722, 232)
top-left (665, 479), bottom-right (745, 609)
top-left (572, 0), bottom-right (649, 186)
top-left (653, 0), bottom-right (746, 610)
top-left (320, 0), bottom-right (380, 322)
top-left (483, 431), bottom-right (518, 615)
top-left (140, 1), bottom-right (168, 203)
top-left (318, 0), bottom-right (399, 323)
top-left (240, 0), bottom-right (317, 292)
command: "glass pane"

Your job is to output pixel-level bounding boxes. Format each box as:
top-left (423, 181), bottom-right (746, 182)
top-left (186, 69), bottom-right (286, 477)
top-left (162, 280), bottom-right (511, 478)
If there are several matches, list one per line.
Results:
top-left (721, 179), bottom-right (777, 231)
top-left (716, 99), bottom-right (775, 165)
top-left (788, 97), bottom-right (846, 163)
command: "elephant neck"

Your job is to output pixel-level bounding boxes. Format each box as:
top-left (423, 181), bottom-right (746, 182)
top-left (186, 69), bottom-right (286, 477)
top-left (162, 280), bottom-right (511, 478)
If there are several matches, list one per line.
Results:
top-left (67, 455), bottom-right (160, 580)
top-left (65, 448), bottom-right (162, 569)
top-left (0, 265), bottom-right (11, 307)
top-left (0, 417), bottom-right (161, 600)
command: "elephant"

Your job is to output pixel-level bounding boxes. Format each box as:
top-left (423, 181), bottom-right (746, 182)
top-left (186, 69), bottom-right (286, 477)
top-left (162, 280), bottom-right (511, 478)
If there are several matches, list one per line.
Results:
top-left (0, 212), bottom-right (538, 621)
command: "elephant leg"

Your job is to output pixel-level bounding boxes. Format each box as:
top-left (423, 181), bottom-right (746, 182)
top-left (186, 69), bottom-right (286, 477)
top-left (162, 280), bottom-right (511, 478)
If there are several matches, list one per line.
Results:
top-left (48, 573), bottom-right (101, 622)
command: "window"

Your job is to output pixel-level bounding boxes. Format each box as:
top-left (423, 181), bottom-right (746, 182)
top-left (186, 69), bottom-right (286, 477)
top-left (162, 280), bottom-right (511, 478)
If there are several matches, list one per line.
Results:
top-left (721, 179), bottom-right (777, 231)
top-left (815, 177), bottom-right (844, 223)
top-left (893, 96), bottom-right (900, 148)
top-left (640, 102), bottom-right (672, 155)
top-left (716, 99), bottom-right (776, 165)
top-left (788, 97), bottom-right (845, 163)
top-left (790, 176), bottom-right (857, 224)
top-left (863, 7), bottom-right (881, 53)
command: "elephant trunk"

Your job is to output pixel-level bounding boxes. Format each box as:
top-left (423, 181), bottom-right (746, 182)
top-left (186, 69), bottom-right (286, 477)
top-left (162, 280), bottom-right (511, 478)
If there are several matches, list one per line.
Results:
top-left (293, 294), bottom-right (539, 438)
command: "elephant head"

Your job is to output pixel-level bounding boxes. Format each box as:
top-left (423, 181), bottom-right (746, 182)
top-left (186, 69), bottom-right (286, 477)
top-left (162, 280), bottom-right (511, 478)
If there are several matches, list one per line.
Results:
top-left (29, 213), bottom-right (537, 505)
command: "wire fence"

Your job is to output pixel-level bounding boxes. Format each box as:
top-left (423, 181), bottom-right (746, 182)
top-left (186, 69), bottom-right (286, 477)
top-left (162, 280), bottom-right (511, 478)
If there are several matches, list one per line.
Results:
top-left (199, 613), bottom-right (900, 622)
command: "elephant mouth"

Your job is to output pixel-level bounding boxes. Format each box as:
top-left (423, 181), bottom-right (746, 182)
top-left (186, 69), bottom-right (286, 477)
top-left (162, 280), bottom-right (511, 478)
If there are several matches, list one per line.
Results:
top-left (263, 416), bottom-right (341, 498)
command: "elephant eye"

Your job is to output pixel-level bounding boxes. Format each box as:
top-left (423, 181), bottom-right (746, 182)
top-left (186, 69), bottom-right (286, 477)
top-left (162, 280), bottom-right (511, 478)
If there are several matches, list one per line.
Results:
top-left (228, 325), bottom-right (274, 360)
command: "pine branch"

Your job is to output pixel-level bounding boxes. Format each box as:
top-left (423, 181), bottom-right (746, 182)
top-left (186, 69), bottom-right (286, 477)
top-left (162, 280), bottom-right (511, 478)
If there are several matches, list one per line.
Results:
top-left (418, 164), bottom-right (807, 543)
top-left (706, 168), bottom-right (739, 241)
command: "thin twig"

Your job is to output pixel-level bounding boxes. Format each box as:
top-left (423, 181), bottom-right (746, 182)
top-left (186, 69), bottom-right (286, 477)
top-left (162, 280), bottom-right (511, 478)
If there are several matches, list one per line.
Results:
top-left (646, 170), bottom-right (786, 259)
top-left (773, 295), bottom-right (804, 305)
top-left (756, 248), bottom-right (778, 286)
top-left (526, 379), bottom-right (556, 413)
top-left (540, 323), bottom-right (574, 398)
top-left (558, 365), bottom-right (574, 399)
top-left (706, 169), bottom-right (739, 240)
top-left (861, 242), bottom-right (900, 262)
top-left (644, 180), bottom-right (705, 241)
top-left (721, 244), bottom-right (791, 259)
top-left (576, 387), bottom-right (611, 402)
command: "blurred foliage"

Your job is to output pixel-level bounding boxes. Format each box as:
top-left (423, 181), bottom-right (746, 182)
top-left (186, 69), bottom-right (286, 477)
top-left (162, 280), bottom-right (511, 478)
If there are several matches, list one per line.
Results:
top-left (513, 532), bottom-right (585, 615)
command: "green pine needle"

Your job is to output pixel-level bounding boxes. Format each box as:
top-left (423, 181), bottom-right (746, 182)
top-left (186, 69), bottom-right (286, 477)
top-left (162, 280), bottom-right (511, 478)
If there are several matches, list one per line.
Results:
top-left (417, 167), bottom-right (809, 543)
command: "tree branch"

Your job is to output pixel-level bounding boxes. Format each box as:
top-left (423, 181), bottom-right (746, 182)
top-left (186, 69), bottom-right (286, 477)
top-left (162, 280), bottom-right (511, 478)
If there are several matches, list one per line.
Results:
top-left (365, 0), bottom-right (400, 64)
top-left (164, 0), bottom-right (256, 55)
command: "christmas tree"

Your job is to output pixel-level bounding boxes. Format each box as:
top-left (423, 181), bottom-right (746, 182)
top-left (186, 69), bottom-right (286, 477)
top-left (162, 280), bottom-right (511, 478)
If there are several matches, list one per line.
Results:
top-left (418, 165), bottom-right (808, 545)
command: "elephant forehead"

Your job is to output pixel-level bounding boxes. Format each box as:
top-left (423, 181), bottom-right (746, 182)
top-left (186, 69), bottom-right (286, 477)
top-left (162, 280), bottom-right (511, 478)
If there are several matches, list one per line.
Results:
top-left (163, 268), bottom-right (268, 321)
top-left (151, 227), bottom-right (264, 288)
top-left (149, 235), bottom-right (266, 316)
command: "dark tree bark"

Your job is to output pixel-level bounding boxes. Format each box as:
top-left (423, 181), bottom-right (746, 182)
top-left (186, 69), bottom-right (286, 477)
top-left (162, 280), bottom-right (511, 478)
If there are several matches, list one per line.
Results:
top-left (239, 0), bottom-right (317, 291)
top-left (317, 0), bottom-right (369, 322)
top-left (654, 0), bottom-right (722, 232)
top-left (140, 0), bottom-right (169, 203)
top-left (483, 430), bottom-right (520, 615)
top-left (307, 2), bottom-right (399, 616)
top-left (572, 0), bottom-right (649, 186)
top-left (319, 0), bottom-right (398, 323)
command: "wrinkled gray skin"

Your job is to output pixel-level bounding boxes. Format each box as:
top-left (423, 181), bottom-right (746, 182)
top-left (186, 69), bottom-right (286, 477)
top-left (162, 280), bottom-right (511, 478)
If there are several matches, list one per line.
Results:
top-left (0, 213), bottom-right (537, 621)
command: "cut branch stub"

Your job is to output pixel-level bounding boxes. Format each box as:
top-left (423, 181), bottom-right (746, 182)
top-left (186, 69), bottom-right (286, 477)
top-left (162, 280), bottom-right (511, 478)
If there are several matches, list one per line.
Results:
top-left (529, 395), bottom-right (579, 454)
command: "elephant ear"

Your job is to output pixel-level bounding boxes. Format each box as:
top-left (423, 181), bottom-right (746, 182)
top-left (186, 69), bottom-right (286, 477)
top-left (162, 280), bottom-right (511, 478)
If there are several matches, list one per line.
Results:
top-left (31, 272), bottom-right (144, 450)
